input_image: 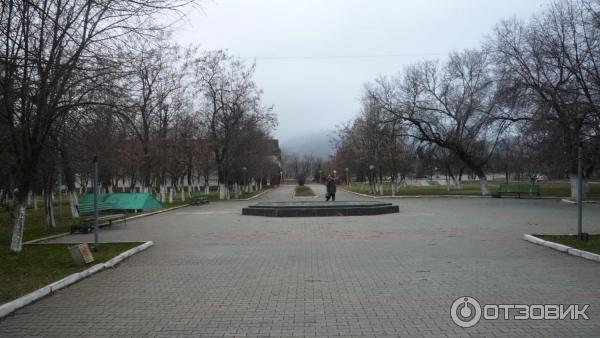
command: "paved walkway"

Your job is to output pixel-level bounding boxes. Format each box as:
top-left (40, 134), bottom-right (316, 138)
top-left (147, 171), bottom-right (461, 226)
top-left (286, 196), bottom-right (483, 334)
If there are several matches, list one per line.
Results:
top-left (1, 185), bottom-right (600, 337)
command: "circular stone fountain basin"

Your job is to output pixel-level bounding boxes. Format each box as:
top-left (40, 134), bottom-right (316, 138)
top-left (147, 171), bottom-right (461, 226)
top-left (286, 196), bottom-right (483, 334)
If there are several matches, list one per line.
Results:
top-left (242, 201), bottom-right (399, 217)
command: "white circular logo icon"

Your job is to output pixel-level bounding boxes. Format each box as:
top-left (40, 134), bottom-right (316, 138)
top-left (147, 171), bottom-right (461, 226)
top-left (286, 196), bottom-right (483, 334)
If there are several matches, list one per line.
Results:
top-left (451, 296), bottom-right (482, 328)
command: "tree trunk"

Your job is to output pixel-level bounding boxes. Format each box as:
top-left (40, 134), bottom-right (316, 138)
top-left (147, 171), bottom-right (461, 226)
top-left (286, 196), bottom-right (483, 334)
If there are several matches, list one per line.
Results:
top-left (69, 191), bottom-right (79, 218)
top-left (478, 176), bottom-right (490, 196)
top-left (44, 189), bottom-right (56, 228)
top-left (33, 192), bottom-right (38, 211)
top-left (570, 175), bottom-right (588, 201)
top-left (219, 183), bottom-right (230, 200)
top-left (10, 203), bottom-right (27, 253)
top-left (181, 187), bottom-right (185, 202)
top-left (169, 188), bottom-right (173, 203)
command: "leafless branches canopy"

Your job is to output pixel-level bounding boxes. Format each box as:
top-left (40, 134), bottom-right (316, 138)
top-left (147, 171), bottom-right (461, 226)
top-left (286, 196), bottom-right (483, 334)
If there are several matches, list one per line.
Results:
top-left (1, 1), bottom-right (279, 253)
top-left (332, 0), bottom-right (600, 196)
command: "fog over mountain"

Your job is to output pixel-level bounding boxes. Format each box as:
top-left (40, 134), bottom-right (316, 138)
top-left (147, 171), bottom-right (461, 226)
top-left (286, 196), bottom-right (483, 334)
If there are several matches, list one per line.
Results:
top-left (280, 131), bottom-right (336, 158)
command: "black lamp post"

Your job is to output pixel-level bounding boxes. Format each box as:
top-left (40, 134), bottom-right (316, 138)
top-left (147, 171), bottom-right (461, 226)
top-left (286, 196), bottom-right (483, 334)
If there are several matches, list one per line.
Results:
top-left (369, 164), bottom-right (375, 194)
top-left (93, 155), bottom-right (99, 250)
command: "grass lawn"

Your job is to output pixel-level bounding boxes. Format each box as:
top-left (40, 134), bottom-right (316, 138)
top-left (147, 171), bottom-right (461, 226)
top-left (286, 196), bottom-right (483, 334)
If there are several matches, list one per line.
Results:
top-left (537, 235), bottom-right (600, 255)
top-left (0, 242), bottom-right (141, 304)
top-left (0, 200), bottom-right (148, 305)
top-left (295, 185), bottom-right (315, 197)
top-left (348, 181), bottom-right (600, 198)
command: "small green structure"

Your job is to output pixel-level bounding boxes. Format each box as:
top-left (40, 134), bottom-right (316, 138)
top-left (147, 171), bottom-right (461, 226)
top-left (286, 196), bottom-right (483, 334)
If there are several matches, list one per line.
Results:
top-left (79, 193), bottom-right (162, 211)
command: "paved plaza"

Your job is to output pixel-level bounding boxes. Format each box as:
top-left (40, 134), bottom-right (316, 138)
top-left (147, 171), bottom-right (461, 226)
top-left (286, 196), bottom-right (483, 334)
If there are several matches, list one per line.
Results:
top-left (1, 185), bottom-right (600, 337)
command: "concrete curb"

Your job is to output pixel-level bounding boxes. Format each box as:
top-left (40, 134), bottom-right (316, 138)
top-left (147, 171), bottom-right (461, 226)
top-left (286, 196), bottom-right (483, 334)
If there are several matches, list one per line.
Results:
top-left (343, 189), bottom-right (490, 199)
top-left (523, 234), bottom-right (600, 263)
top-left (231, 189), bottom-right (273, 201)
top-left (0, 241), bottom-right (153, 319)
top-left (343, 189), bottom-right (568, 200)
top-left (24, 204), bottom-right (190, 245)
top-left (124, 204), bottom-right (190, 221)
top-left (560, 198), bottom-right (600, 205)
top-left (23, 232), bottom-right (73, 244)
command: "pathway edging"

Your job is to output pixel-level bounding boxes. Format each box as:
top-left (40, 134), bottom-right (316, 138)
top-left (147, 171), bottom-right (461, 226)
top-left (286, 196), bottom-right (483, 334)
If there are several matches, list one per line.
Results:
top-left (231, 189), bottom-right (273, 201)
top-left (523, 234), bottom-right (600, 263)
top-left (0, 241), bottom-right (153, 319)
top-left (344, 189), bottom-right (569, 199)
top-left (560, 198), bottom-right (600, 205)
top-left (343, 189), bottom-right (491, 199)
top-left (24, 204), bottom-right (190, 245)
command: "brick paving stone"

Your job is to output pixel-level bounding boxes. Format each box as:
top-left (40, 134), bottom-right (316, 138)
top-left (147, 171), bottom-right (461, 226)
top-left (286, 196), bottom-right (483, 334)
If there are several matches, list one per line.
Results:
top-left (1, 185), bottom-right (599, 337)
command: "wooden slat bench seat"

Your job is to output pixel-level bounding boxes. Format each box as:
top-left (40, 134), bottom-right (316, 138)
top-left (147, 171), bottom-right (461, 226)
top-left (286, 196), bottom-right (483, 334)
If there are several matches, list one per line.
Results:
top-left (71, 201), bottom-right (127, 234)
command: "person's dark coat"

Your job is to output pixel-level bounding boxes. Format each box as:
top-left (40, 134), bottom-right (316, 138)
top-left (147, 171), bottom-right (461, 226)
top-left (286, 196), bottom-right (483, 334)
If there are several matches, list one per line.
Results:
top-left (326, 178), bottom-right (336, 194)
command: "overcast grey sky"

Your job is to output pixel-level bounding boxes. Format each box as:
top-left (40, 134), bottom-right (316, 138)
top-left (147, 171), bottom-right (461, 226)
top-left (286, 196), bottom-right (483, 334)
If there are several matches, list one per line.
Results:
top-left (173, 0), bottom-right (549, 143)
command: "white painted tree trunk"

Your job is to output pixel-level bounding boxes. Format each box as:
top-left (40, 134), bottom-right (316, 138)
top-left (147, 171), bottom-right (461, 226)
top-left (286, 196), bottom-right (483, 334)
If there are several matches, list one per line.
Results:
top-left (570, 175), bottom-right (589, 200)
top-left (27, 191), bottom-right (32, 207)
top-left (10, 203), bottom-right (26, 253)
top-left (181, 188), bottom-right (185, 202)
top-left (33, 192), bottom-right (38, 211)
top-left (219, 183), bottom-right (230, 200)
top-left (69, 191), bottom-right (79, 218)
top-left (160, 185), bottom-right (165, 203)
top-left (204, 185), bottom-right (210, 195)
top-left (169, 188), bottom-right (173, 203)
top-left (479, 176), bottom-right (490, 196)
top-left (44, 191), bottom-right (56, 228)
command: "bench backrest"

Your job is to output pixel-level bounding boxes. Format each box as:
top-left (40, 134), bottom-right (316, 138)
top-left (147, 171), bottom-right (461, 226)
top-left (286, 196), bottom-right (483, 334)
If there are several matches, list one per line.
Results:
top-left (499, 183), bottom-right (540, 193)
top-left (78, 201), bottom-right (114, 216)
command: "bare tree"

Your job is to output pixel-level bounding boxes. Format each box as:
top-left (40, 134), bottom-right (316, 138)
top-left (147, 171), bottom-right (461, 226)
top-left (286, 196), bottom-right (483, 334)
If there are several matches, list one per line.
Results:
top-left (367, 49), bottom-right (508, 195)
top-left (192, 50), bottom-right (276, 199)
top-left (491, 1), bottom-right (598, 198)
top-left (0, 0), bottom-right (197, 253)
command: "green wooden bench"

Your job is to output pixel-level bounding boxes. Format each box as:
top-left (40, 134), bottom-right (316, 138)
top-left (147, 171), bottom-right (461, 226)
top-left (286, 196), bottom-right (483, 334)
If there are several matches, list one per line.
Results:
top-left (498, 183), bottom-right (541, 198)
top-left (71, 201), bottom-right (127, 234)
top-left (189, 195), bottom-right (210, 206)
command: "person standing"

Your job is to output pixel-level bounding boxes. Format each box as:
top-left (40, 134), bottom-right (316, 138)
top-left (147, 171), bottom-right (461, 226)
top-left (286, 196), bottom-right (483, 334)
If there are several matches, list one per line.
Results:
top-left (326, 175), bottom-right (337, 201)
